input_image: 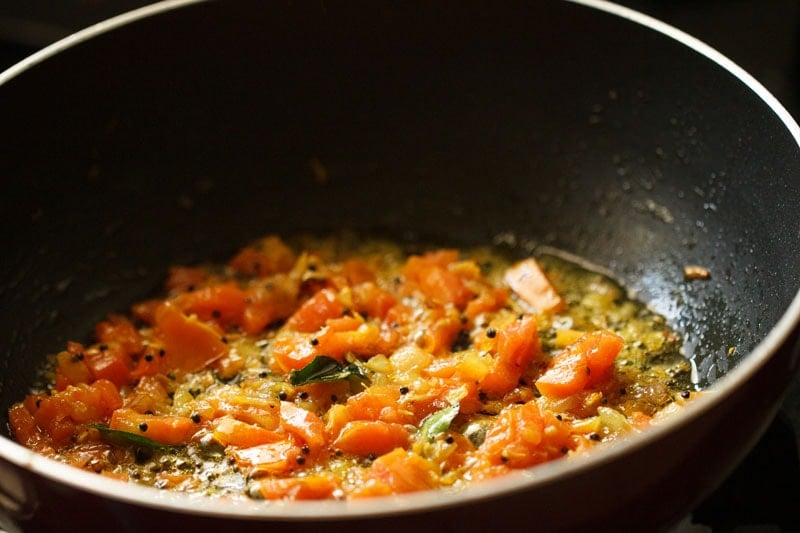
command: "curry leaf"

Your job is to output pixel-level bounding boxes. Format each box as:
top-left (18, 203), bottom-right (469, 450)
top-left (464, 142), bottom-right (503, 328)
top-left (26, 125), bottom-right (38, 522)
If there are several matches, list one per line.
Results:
top-left (89, 423), bottom-right (175, 451)
top-left (419, 404), bottom-right (460, 442)
top-left (289, 355), bottom-right (368, 386)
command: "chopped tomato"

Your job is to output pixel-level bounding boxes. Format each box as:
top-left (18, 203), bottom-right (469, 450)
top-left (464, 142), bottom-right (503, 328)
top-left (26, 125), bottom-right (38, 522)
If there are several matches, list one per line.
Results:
top-left (280, 401), bottom-right (327, 455)
top-left (110, 408), bottom-right (197, 446)
top-left (94, 315), bottom-right (143, 356)
top-left (285, 288), bottom-right (344, 333)
top-left (164, 266), bottom-right (208, 293)
top-left (344, 385), bottom-right (410, 424)
top-left (480, 315), bottom-right (540, 397)
top-left (401, 250), bottom-right (473, 308)
top-left (16, 380), bottom-right (122, 448)
top-left (416, 306), bottom-right (462, 356)
top-left (83, 343), bottom-right (133, 387)
top-left (351, 282), bottom-right (397, 320)
top-left (241, 274), bottom-right (299, 334)
top-left (217, 395), bottom-right (281, 430)
top-left (270, 332), bottom-right (323, 372)
top-left (154, 301), bottom-right (229, 372)
top-left (228, 235), bottom-right (296, 277)
top-left (464, 287), bottom-right (509, 321)
top-left (351, 448), bottom-right (439, 497)
top-left (230, 439), bottom-right (303, 476)
top-left (535, 330), bottom-right (624, 398)
top-left (55, 346), bottom-right (92, 388)
top-left (316, 319), bottom-right (398, 361)
top-left (124, 375), bottom-right (172, 415)
top-left (504, 257), bottom-right (565, 314)
top-left (211, 416), bottom-right (282, 448)
top-left (255, 475), bottom-right (339, 500)
top-left (173, 282), bottom-right (247, 325)
top-left (478, 401), bottom-right (572, 468)
top-left (332, 420), bottom-right (410, 457)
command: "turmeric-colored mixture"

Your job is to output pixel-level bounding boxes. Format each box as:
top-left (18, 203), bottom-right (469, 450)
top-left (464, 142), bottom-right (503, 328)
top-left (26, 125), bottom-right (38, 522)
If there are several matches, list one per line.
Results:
top-left (8, 233), bottom-right (693, 500)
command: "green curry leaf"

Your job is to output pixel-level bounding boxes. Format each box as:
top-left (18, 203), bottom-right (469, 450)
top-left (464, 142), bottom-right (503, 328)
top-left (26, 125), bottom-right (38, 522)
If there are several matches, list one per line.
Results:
top-left (419, 403), bottom-right (460, 442)
top-left (289, 355), bottom-right (368, 386)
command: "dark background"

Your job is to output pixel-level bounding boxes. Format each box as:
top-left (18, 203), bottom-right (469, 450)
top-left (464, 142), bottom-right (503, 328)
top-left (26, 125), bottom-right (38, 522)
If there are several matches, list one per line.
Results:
top-left (0, 1), bottom-right (798, 531)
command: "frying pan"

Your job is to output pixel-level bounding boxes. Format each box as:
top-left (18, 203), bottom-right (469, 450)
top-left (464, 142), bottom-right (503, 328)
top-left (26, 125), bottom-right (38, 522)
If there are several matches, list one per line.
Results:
top-left (1, 0), bottom-right (799, 531)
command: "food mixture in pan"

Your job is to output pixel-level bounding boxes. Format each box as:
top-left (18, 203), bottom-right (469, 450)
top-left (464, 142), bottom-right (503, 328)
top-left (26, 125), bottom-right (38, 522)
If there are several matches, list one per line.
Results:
top-left (8, 233), bottom-right (695, 500)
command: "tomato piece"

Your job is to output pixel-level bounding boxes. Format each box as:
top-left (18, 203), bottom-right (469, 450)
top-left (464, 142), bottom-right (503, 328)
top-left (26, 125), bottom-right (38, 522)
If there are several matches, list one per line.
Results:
top-left (417, 306), bottom-right (462, 356)
top-left (316, 319), bottom-right (398, 361)
top-left (26, 380), bottom-right (123, 448)
top-left (535, 330), bottom-right (624, 398)
top-left (95, 315), bottom-right (143, 356)
top-left (280, 401), bottom-right (327, 455)
top-left (332, 420), bottom-right (410, 457)
top-left (255, 475), bottom-right (339, 500)
top-left (164, 266), bottom-right (208, 293)
top-left (124, 375), bottom-right (172, 415)
top-left (217, 395), bottom-right (281, 430)
top-left (351, 282), bottom-right (396, 320)
top-left (341, 258), bottom-right (376, 285)
top-left (270, 332), bottom-right (323, 372)
top-left (351, 448), bottom-right (439, 497)
top-left (285, 288), bottom-right (344, 333)
top-left (173, 282), bottom-right (247, 325)
top-left (110, 408), bottom-right (197, 446)
top-left (8, 402), bottom-right (50, 452)
top-left (83, 343), bottom-right (133, 387)
top-left (240, 274), bottom-right (299, 334)
top-left (211, 416), bottom-right (282, 448)
top-left (228, 235), bottom-right (296, 277)
top-left (504, 257), bottom-right (565, 314)
top-left (344, 385), bottom-right (409, 424)
top-left (230, 439), bottom-right (303, 476)
top-left (480, 315), bottom-right (540, 397)
top-left (478, 401), bottom-right (572, 468)
top-left (464, 287), bottom-right (509, 321)
top-left (154, 301), bottom-right (229, 372)
top-left (401, 250), bottom-right (473, 308)
top-left (55, 347), bottom-right (92, 388)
